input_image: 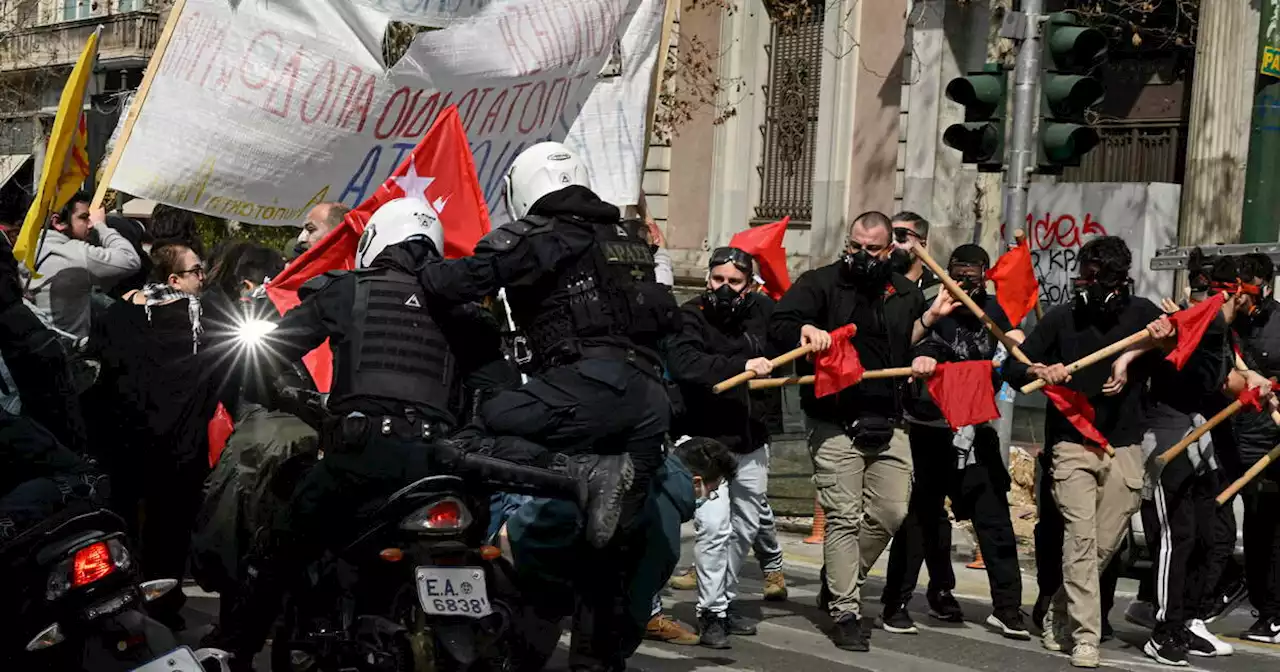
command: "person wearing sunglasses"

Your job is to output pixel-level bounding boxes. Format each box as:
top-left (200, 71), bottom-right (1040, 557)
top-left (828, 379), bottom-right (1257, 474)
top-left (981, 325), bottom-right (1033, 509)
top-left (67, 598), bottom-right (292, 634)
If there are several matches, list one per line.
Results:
top-left (769, 211), bottom-right (928, 652)
top-left (663, 246), bottom-right (788, 648)
top-left (890, 212), bottom-right (939, 300)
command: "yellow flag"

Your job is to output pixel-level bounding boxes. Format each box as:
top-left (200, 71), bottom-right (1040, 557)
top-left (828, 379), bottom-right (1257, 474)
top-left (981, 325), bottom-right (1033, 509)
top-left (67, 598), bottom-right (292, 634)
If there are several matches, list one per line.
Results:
top-left (13, 26), bottom-right (101, 273)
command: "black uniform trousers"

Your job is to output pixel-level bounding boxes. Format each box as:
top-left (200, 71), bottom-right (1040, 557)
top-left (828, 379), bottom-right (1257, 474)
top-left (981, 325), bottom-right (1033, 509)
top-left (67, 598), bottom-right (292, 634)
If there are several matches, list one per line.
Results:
top-left (1034, 449), bottom-right (1123, 619)
top-left (1139, 458), bottom-right (1231, 631)
top-left (478, 356), bottom-right (670, 672)
top-left (1244, 467), bottom-right (1280, 618)
top-left (214, 428), bottom-right (435, 658)
top-left (883, 424), bottom-right (1022, 612)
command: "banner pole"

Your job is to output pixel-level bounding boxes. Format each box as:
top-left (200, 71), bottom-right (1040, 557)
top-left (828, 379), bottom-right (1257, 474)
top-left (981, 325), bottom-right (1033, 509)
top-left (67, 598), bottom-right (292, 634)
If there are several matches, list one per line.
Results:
top-left (91, 0), bottom-right (187, 209)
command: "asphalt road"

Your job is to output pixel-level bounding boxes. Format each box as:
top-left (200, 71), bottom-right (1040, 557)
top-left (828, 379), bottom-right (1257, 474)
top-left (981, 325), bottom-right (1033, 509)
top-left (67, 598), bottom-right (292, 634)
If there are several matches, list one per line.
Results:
top-left (177, 529), bottom-right (1280, 672)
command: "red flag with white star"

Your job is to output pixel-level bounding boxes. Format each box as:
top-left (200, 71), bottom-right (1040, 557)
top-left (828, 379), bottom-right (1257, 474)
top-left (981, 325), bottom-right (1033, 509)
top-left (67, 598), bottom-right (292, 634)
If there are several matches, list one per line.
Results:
top-left (265, 105), bottom-right (490, 391)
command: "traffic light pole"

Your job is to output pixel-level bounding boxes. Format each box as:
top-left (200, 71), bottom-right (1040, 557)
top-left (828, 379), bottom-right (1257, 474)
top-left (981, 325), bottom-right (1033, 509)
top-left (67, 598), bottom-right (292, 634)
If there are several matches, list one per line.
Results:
top-left (994, 1), bottom-right (1044, 465)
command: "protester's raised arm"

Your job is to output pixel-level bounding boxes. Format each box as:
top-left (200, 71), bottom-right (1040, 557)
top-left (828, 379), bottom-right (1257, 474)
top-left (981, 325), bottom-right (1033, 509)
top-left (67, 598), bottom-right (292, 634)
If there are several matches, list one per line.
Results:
top-left (83, 213), bottom-right (141, 281)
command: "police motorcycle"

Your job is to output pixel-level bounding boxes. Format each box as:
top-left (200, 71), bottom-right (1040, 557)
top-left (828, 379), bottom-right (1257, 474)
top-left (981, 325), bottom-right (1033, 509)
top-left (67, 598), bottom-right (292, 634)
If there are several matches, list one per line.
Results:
top-left (1, 500), bottom-right (230, 671)
top-left (261, 379), bottom-right (566, 672)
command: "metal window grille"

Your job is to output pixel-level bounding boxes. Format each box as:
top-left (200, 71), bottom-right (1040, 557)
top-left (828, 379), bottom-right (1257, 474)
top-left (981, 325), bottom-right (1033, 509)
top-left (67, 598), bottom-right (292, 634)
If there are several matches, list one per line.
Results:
top-left (754, 12), bottom-right (824, 225)
top-left (1060, 120), bottom-right (1187, 184)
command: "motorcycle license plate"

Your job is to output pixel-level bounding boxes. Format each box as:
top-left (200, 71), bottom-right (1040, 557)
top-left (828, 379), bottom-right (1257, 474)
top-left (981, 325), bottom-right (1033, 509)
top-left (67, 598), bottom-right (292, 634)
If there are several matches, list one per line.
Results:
top-left (130, 646), bottom-right (204, 672)
top-left (415, 566), bottom-right (493, 618)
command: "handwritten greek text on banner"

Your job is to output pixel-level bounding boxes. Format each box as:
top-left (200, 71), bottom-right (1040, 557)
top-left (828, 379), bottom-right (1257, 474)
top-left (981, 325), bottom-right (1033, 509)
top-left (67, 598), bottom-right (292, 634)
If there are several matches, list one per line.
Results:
top-left (109, 0), bottom-right (662, 228)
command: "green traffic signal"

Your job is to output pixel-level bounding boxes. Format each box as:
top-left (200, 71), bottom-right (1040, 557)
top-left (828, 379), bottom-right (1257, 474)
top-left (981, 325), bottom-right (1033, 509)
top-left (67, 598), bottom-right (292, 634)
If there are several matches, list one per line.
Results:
top-left (941, 66), bottom-right (1006, 169)
top-left (1038, 12), bottom-right (1106, 170)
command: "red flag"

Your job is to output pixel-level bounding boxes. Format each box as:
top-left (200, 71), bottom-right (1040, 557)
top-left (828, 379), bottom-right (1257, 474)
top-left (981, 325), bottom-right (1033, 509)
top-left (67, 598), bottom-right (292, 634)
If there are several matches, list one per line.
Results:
top-left (729, 218), bottom-right (791, 300)
top-left (927, 361), bottom-right (1001, 430)
top-left (1043, 385), bottom-right (1111, 450)
top-left (1237, 385), bottom-right (1265, 412)
top-left (985, 240), bottom-right (1040, 326)
top-left (265, 106), bottom-right (490, 391)
top-left (1166, 292), bottom-right (1226, 370)
top-left (207, 403), bottom-right (234, 467)
top-left (814, 324), bottom-right (863, 397)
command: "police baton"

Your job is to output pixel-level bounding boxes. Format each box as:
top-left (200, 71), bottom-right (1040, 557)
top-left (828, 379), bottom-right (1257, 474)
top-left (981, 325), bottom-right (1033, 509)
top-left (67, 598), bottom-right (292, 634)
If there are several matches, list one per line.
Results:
top-left (909, 241), bottom-right (1032, 367)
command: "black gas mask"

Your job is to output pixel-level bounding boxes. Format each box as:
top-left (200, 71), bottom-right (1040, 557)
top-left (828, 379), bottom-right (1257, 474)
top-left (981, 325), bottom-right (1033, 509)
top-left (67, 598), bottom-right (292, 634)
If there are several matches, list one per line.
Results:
top-left (1072, 263), bottom-right (1130, 318)
top-left (951, 262), bottom-right (988, 304)
top-left (705, 247), bottom-right (755, 320)
top-left (841, 248), bottom-right (892, 287)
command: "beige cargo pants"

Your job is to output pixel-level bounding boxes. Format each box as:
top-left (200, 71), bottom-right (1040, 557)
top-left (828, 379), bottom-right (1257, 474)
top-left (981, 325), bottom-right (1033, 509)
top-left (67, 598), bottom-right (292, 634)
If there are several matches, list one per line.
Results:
top-left (1046, 442), bottom-right (1144, 647)
top-left (809, 419), bottom-right (913, 619)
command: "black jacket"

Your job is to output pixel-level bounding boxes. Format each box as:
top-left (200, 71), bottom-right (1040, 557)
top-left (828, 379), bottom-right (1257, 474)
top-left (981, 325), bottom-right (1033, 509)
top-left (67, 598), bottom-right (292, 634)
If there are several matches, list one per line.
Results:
top-left (273, 242), bottom-right (519, 424)
top-left (1003, 297), bottom-right (1163, 448)
top-left (769, 262), bottom-right (926, 424)
top-left (1232, 299), bottom-right (1280, 464)
top-left (665, 293), bottom-right (776, 453)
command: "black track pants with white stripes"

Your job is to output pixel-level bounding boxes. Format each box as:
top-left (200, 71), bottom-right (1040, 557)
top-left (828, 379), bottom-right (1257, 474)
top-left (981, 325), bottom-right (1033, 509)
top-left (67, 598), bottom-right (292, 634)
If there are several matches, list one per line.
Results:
top-left (1139, 463), bottom-right (1228, 632)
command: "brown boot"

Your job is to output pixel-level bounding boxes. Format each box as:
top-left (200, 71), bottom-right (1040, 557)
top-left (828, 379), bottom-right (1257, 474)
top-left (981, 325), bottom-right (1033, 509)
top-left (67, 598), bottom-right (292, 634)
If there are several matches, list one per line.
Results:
top-left (646, 613), bottom-right (699, 645)
top-left (667, 566), bottom-right (697, 590)
top-left (763, 570), bottom-right (788, 602)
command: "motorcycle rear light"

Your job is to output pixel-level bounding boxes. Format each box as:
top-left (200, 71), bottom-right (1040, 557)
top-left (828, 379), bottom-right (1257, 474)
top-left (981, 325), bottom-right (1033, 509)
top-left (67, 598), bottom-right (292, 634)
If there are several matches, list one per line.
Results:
top-left (379, 548), bottom-right (405, 562)
top-left (480, 545), bottom-right (501, 561)
top-left (400, 497), bottom-right (472, 533)
top-left (73, 542), bottom-right (115, 587)
top-left (139, 579), bottom-right (178, 602)
top-left (25, 623), bottom-right (65, 651)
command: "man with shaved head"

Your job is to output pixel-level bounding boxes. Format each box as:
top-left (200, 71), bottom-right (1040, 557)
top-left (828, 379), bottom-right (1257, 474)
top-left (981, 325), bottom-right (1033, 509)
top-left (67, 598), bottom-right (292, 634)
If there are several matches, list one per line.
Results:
top-left (769, 211), bottom-right (927, 652)
top-left (293, 203), bottom-right (350, 257)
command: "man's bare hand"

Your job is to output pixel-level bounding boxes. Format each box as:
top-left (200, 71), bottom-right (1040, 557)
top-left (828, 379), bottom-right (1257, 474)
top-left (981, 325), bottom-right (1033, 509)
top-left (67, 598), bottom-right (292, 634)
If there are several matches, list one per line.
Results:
top-left (1147, 315), bottom-right (1175, 342)
top-left (1029, 363), bottom-right (1071, 386)
top-left (1160, 297), bottom-right (1180, 314)
top-left (745, 357), bottom-right (774, 377)
top-left (89, 206), bottom-right (107, 227)
top-left (911, 356), bottom-right (938, 380)
top-left (1103, 353), bottom-right (1134, 396)
top-left (801, 325), bottom-right (833, 352)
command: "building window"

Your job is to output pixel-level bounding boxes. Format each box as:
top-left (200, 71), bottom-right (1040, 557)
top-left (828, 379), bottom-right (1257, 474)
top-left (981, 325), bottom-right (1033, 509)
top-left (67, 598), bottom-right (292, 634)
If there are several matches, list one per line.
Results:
top-left (63, 0), bottom-right (95, 21)
top-left (755, 5), bottom-right (824, 225)
top-left (117, 0), bottom-right (141, 11)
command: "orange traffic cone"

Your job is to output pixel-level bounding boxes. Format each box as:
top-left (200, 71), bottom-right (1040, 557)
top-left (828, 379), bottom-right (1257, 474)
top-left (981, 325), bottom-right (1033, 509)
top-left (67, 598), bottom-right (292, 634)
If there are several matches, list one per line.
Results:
top-left (804, 497), bottom-right (825, 544)
top-left (966, 547), bottom-right (986, 570)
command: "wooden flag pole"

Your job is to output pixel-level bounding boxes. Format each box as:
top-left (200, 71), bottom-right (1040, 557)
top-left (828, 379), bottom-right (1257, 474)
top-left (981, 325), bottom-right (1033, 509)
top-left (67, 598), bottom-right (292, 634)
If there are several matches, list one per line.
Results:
top-left (746, 367), bottom-right (914, 390)
top-left (1217, 443), bottom-right (1280, 505)
top-left (1155, 400), bottom-right (1247, 466)
top-left (91, 0), bottom-right (187, 208)
top-left (1019, 330), bottom-right (1152, 395)
top-left (910, 240), bottom-right (1032, 366)
top-left (1012, 229), bottom-right (1044, 320)
top-left (713, 342), bottom-right (819, 394)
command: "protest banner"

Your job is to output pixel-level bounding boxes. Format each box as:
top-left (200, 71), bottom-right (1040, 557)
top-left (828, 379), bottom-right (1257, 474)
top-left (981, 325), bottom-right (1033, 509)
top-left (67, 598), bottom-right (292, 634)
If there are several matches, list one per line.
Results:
top-left (105, 0), bottom-right (663, 229)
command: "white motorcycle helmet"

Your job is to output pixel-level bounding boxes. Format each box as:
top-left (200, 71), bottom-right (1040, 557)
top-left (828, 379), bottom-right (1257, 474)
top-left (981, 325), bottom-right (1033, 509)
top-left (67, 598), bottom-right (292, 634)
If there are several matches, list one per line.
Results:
top-left (355, 198), bottom-right (444, 269)
top-left (503, 141), bottom-right (591, 221)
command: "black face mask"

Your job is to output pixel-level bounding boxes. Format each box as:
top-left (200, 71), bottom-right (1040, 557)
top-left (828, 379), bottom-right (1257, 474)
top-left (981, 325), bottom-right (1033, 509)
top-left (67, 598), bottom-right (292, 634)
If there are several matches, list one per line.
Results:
top-left (954, 273), bottom-right (988, 305)
top-left (1072, 281), bottom-right (1128, 318)
top-left (888, 248), bottom-right (913, 275)
top-left (841, 249), bottom-right (891, 287)
top-left (703, 284), bottom-right (747, 320)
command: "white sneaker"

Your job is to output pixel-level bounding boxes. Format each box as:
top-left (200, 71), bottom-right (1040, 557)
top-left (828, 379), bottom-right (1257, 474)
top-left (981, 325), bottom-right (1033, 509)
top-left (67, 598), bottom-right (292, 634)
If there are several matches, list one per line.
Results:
top-left (1124, 600), bottom-right (1156, 630)
top-left (1186, 618), bottom-right (1233, 656)
top-left (1071, 642), bottom-right (1100, 668)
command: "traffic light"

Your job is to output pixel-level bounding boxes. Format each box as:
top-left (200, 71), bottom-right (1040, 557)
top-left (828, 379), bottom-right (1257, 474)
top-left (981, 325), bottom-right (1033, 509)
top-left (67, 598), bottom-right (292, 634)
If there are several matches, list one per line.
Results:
top-left (942, 63), bottom-right (1007, 171)
top-left (1039, 12), bottom-right (1107, 171)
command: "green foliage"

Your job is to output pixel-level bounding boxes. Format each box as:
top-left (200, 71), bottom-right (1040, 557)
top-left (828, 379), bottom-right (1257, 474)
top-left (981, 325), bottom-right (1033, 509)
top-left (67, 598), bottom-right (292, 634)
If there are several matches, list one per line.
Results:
top-left (195, 216), bottom-right (298, 257)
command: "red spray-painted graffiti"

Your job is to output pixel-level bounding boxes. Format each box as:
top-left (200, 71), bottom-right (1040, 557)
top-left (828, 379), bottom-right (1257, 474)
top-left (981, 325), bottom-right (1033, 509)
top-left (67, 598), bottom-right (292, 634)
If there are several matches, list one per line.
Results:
top-left (1001, 213), bottom-right (1110, 306)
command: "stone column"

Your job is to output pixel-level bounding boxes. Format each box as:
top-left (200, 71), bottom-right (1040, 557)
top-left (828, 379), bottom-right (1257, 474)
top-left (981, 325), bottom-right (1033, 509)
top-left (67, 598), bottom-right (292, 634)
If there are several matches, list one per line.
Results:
top-left (1178, 0), bottom-right (1260, 245)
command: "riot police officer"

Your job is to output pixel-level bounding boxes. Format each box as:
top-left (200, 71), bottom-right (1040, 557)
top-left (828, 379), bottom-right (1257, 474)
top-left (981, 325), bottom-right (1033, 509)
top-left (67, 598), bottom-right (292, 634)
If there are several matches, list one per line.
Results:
top-left (414, 141), bottom-right (682, 671)
top-left (212, 198), bottom-right (623, 671)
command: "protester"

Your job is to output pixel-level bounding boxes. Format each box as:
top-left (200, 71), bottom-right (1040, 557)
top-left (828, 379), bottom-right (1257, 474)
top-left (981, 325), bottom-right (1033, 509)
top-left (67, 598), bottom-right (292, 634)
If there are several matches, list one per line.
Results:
top-left (88, 240), bottom-right (222, 630)
top-left (293, 202), bottom-right (349, 257)
top-left (1109, 256), bottom-right (1264, 665)
top-left (28, 192), bottom-right (142, 339)
top-left (1227, 252), bottom-right (1280, 643)
top-left (890, 211), bottom-right (939, 300)
top-left (883, 244), bottom-right (1030, 640)
top-left (664, 246), bottom-right (782, 648)
top-left (103, 213), bottom-right (153, 299)
top-left (769, 211), bottom-right (926, 651)
top-left (149, 203), bottom-right (204, 258)
top-left (1004, 236), bottom-right (1162, 668)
